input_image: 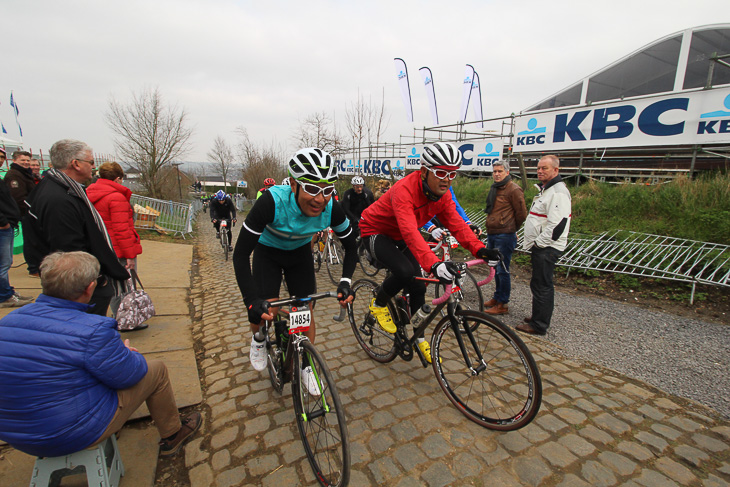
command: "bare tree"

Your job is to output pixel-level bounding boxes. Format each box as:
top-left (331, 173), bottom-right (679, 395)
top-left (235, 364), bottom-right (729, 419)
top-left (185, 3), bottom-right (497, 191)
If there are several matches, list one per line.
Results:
top-left (345, 89), bottom-right (372, 164)
top-left (293, 112), bottom-right (346, 156)
top-left (207, 136), bottom-right (235, 192)
top-left (106, 87), bottom-right (193, 199)
top-left (235, 127), bottom-right (287, 197)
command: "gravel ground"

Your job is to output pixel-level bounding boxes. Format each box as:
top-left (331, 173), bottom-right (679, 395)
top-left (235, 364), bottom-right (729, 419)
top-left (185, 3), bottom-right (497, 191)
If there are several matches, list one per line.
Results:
top-left (496, 275), bottom-right (730, 419)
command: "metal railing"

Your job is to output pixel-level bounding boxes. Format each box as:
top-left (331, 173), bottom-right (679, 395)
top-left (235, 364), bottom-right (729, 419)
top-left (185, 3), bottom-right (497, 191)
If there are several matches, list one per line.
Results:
top-left (467, 210), bottom-right (729, 303)
top-left (130, 195), bottom-right (194, 237)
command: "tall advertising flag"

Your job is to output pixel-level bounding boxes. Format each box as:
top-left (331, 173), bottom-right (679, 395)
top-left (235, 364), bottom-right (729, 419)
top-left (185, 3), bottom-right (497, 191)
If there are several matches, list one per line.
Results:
top-left (9, 92), bottom-right (21, 137)
top-left (470, 71), bottom-right (484, 129)
top-left (419, 67), bottom-right (439, 125)
top-left (459, 64), bottom-right (475, 123)
top-left (394, 58), bottom-right (414, 123)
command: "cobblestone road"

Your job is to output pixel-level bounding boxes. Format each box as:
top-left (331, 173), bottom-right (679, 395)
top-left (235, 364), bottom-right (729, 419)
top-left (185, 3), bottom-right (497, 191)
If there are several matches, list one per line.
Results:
top-left (185, 222), bottom-right (729, 486)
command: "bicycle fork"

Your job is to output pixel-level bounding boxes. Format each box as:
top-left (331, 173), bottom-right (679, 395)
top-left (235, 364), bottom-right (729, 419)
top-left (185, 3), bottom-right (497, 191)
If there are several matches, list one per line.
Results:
top-left (446, 303), bottom-right (489, 376)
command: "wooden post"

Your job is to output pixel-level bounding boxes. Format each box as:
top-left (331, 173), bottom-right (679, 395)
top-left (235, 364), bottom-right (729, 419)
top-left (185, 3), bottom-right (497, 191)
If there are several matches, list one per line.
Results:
top-left (517, 153), bottom-right (528, 190)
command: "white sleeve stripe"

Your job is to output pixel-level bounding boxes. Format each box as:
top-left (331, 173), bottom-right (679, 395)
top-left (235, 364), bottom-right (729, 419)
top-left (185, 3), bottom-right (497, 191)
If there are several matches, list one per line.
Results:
top-left (243, 222), bottom-right (263, 236)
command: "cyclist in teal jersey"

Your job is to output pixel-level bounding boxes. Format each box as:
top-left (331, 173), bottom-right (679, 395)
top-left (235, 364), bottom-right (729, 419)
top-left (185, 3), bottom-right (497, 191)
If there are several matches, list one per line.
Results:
top-left (233, 148), bottom-right (358, 387)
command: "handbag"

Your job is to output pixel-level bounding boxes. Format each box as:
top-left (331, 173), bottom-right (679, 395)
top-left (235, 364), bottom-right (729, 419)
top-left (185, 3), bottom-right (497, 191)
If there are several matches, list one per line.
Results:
top-left (116, 269), bottom-right (155, 331)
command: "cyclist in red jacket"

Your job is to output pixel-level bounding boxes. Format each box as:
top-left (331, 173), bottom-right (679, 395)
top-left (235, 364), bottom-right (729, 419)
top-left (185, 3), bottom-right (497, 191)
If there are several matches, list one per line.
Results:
top-left (359, 142), bottom-right (500, 362)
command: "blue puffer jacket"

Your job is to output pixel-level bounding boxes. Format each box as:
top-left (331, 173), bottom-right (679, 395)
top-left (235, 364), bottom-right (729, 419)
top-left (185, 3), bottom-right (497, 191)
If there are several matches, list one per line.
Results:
top-left (0, 295), bottom-right (148, 457)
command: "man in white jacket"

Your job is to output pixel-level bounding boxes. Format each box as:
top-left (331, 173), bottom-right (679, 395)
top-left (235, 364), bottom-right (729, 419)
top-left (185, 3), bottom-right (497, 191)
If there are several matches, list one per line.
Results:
top-left (518, 155), bottom-right (571, 336)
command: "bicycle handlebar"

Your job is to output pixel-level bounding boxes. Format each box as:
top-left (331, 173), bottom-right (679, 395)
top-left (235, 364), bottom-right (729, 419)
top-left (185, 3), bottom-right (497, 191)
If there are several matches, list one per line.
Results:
top-left (268, 291), bottom-right (338, 308)
top-left (431, 260), bottom-right (496, 306)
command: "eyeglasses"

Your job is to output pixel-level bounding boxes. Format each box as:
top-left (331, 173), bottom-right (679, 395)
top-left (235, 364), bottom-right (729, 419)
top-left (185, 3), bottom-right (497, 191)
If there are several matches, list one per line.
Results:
top-left (75, 158), bottom-right (95, 166)
top-left (299, 182), bottom-right (336, 198)
top-left (427, 167), bottom-right (458, 181)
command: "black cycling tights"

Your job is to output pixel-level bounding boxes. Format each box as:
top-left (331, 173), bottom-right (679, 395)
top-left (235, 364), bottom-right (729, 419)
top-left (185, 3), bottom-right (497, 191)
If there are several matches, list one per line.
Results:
top-left (364, 235), bottom-right (426, 315)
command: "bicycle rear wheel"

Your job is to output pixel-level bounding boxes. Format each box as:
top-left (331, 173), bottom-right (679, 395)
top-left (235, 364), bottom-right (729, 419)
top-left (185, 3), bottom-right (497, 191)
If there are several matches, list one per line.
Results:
top-left (292, 340), bottom-right (350, 487)
top-left (222, 232), bottom-right (229, 261)
top-left (347, 279), bottom-right (398, 363)
top-left (326, 238), bottom-right (344, 285)
top-left (358, 243), bottom-right (380, 277)
top-left (431, 310), bottom-right (542, 430)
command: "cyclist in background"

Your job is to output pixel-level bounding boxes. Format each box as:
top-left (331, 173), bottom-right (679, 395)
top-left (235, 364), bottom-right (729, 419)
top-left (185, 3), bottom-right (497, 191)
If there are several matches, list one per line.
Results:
top-left (256, 178), bottom-right (276, 199)
top-left (281, 177), bottom-right (291, 186)
top-left (423, 187), bottom-right (482, 241)
top-left (210, 190), bottom-right (237, 251)
top-left (359, 142), bottom-right (500, 363)
top-left (233, 148), bottom-right (357, 390)
top-left (341, 176), bottom-right (374, 237)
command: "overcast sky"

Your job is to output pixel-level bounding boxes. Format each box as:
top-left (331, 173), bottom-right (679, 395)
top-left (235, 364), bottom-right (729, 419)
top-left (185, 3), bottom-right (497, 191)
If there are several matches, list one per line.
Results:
top-left (1, 0), bottom-right (727, 163)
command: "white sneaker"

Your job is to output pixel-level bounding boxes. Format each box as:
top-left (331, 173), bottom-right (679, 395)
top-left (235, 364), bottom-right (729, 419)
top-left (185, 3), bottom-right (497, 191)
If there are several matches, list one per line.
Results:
top-left (249, 337), bottom-right (266, 371)
top-left (301, 366), bottom-right (320, 396)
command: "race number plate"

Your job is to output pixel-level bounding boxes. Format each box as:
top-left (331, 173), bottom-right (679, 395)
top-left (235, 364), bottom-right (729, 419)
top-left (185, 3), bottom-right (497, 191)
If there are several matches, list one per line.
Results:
top-left (289, 306), bottom-right (311, 334)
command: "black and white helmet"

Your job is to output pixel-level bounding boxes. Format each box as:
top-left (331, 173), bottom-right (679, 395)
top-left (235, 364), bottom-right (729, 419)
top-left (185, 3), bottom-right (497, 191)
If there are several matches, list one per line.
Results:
top-left (288, 148), bottom-right (337, 184)
top-left (281, 177), bottom-right (291, 186)
top-left (351, 176), bottom-right (364, 185)
top-left (421, 142), bottom-right (462, 169)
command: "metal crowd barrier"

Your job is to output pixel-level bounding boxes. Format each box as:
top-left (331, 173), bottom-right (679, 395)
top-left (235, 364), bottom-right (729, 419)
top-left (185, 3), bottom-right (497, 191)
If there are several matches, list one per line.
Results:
top-left (130, 195), bottom-right (193, 237)
top-left (466, 210), bottom-right (729, 303)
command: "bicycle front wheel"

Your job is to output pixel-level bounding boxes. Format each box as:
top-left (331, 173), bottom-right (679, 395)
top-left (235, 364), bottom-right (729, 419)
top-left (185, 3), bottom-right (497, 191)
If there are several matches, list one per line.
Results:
top-left (326, 238), bottom-right (344, 285)
top-left (431, 310), bottom-right (542, 430)
top-left (347, 279), bottom-right (398, 363)
top-left (292, 340), bottom-right (350, 487)
top-left (435, 269), bottom-right (483, 313)
top-left (222, 232), bottom-right (229, 261)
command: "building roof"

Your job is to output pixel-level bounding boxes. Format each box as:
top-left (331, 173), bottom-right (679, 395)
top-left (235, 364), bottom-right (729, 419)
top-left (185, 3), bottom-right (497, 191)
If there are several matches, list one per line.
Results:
top-left (525, 24), bottom-right (730, 113)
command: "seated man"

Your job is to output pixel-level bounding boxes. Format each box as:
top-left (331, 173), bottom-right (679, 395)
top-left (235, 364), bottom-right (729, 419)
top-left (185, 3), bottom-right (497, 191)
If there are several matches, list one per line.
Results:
top-left (0, 251), bottom-right (201, 458)
top-left (359, 142), bottom-right (500, 363)
top-left (233, 148), bottom-right (357, 393)
top-left (210, 189), bottom-right (237, 251)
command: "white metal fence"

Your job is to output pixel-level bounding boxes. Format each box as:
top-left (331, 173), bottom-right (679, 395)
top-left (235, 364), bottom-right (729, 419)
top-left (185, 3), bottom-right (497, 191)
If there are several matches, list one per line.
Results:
top-left (130, 195), bottom-right (194, 237)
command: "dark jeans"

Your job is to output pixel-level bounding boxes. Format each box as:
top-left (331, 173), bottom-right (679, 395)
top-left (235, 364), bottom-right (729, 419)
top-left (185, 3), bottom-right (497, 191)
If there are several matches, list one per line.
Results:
top-left (487, 233), bottom-right (517, 304)
top-left (0, 227), bottom-right (14, 302)
top-left (529, 246), bottom-right (563, 333)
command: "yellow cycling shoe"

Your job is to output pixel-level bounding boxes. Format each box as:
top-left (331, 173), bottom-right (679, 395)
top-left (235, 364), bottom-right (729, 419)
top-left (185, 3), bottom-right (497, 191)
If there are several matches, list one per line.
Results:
top-left (369, 299), bottom-right (397, 334)
top-left (417, 340), bottom-right (440, 364)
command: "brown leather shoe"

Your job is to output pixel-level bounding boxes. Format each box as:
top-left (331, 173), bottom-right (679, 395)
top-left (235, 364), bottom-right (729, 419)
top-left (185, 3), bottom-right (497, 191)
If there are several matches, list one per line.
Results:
top-left (159, 411), bottom-right (202, 457)
top-left (485, 303), bottom-right (508, 315)
top-left (524, 317), bottom-right (532, 324)
top-left (516, 322), bottom-right (546, 336)
top-left (484, 298), bottom-right (498, 308)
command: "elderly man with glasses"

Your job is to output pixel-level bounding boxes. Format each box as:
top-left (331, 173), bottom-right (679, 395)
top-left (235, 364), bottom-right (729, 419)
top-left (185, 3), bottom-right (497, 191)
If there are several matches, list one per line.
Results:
top-left (22, 139), bottom-right (130, 316)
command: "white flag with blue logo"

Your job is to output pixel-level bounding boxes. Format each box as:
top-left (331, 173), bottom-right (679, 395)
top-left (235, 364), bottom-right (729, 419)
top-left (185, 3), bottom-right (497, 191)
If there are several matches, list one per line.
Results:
top-left (459, 64), bottom-right (474, 123)
top-left (471, 71), bottom-right (484, 128)
top-left (419, 67), bottom-right (439, 126)
top-left (394, 58), bottom-right (414, 123)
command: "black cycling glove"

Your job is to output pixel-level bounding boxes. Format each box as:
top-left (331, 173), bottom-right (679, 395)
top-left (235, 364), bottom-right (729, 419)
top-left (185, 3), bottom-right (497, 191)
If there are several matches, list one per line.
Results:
top-left (468, 223), bottom-right (482, 236)
top-left (247, 298), bottom-right (271, 324)
top-left (337, 279), bottom-right (355, 302)
top-left (476, 247), bottom-right (502, 266)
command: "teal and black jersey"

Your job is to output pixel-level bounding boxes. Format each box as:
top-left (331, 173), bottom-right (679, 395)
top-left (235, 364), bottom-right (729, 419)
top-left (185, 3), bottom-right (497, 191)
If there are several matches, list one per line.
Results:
top-left (233, 185), bottom-right (357, 305)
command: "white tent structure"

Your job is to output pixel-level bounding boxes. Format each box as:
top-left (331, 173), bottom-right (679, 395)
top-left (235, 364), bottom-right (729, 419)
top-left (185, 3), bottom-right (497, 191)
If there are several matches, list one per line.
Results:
top-left (0, 134), bottom-right (21, 147)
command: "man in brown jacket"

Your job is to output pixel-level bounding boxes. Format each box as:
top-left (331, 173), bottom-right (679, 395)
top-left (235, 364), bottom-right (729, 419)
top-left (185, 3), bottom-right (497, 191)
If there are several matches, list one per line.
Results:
top-left (4, 150), bottom-right (35, 217)
top-left (483, 160), bottom-right (527, 315)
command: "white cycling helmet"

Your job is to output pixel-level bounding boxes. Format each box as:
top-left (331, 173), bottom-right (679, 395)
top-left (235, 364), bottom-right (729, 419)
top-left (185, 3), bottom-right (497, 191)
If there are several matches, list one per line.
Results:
top-left (351, 176), bottom-right (364, 185)
top-left (281, 177), bottom-right (291, 186)
top-left (288, 148), bottom-right (337, 184)
top-left (421, 142), bottom-right (462, 169)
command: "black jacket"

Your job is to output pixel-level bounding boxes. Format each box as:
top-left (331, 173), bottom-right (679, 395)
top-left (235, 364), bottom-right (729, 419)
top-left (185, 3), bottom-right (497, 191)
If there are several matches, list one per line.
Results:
top-left (341, 188), bottom-right (374, 223)
top-left (22, 176), bottom-right (129, 281)
top-left (210, 197), bottom-right (236, 221)
top-left (0, 179), bottom-right (20, 228)
top-left (4, 163), bottom-right (36, 217)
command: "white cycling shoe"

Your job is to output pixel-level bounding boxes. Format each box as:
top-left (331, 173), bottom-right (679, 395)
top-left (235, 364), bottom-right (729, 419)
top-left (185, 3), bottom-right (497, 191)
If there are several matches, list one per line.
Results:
top-left (301, 366), bottom-right (321, 396)
top-left (249, 337), bottom-right (267, 371)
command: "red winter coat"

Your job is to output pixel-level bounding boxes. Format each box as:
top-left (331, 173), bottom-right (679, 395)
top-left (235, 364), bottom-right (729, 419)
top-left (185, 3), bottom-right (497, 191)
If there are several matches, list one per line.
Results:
top-left (86, 179), bottom-right (142, 259)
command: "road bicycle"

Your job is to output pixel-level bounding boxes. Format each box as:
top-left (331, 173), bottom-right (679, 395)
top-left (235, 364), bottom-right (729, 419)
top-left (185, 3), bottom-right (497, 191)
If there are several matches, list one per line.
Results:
top-left (312, 229), bottom-right (345, 285)
top-left (427, 233), bottom-right (484, 313)
top-left (263, 292), bottom-right (350, 486)
top-left (347, 260), bottom-right (542, 431)
top-left (217, 219), bottom-right (233, 261)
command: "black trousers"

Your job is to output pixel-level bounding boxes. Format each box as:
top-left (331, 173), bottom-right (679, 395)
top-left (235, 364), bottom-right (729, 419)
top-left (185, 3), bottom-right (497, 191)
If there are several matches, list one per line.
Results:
top-left (529, 246), bottom-right (563, 333)
top-left (88, 277), bottom-right (115, 316)
top-left (363, 234), bottom-right (426, 315)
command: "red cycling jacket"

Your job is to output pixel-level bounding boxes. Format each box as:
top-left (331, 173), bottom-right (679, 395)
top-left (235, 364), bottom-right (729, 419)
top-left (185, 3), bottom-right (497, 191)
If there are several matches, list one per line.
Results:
top-left (359, 171), bottom-right (485, 271)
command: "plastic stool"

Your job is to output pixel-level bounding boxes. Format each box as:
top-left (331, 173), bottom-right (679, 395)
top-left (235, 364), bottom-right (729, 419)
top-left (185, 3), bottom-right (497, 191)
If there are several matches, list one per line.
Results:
top-left (29, 435), bottom-right (125, 487)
